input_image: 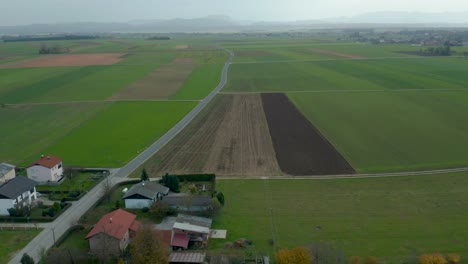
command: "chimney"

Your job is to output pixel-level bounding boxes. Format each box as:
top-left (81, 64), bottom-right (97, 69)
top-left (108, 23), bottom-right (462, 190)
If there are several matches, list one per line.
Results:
top-left (142, 182), bottom-right (145, 187)
top-left (110, 217), bottom-right (113, 223)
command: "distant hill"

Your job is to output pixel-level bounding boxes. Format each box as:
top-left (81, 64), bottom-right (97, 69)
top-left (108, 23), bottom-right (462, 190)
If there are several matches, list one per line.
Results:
top-left (1, 12), bottom-right (468, 35)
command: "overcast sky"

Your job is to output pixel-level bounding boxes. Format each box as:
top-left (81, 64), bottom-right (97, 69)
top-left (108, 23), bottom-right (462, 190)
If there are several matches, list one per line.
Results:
top-left (2, 0), bottom-right (468, 26)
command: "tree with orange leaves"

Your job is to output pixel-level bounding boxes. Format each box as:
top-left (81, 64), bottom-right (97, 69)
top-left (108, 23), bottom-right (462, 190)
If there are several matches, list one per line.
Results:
top-left (276, 247), bottom-right (312, 264)
top-left (419, 253), bottom-right (447, 264)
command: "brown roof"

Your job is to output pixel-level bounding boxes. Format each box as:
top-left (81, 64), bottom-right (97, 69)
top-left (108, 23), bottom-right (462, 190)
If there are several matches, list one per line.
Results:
top-left (28, 155), bottom-right (62, 169)
top-left (85, 209), bottom-right (140, 240)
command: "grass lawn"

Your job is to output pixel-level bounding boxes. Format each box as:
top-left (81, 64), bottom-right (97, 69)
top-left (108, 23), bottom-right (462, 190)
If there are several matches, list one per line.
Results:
top-left (45, 101), bottom-right (197, 167)
top-left (0, 229), bottom-right (42, 264)
top-left (288, 90), bottom-right (468, 172)
top-left (171, 64), bottom-right (223, 100)
top-left (211, 173), bottom-right (468, 262)
top-left (224, 57), bottom-right (468, 93)
top-left (0, 103), bottom-right (110, 166)
top-left (35, 172), bottom-right (100, 193)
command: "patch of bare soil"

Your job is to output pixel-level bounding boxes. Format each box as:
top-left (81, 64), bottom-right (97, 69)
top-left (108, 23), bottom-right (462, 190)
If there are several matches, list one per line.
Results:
top-left (146, 94), bottom-right (282, 176)
top-left (312, 49), bottom-right (364, 59)
top-left (109, 62), bottom-right (195, 100)
top-left (176, 45), bottom-right (189, 49)
top-left (261, 93), bottom-right (356, 176)
top-left (0, 53), bottom-right (125, 68)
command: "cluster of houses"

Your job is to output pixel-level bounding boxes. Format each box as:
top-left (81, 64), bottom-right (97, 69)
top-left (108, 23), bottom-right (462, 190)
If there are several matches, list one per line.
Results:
top-left (0, 155), bottom-right (64, 215)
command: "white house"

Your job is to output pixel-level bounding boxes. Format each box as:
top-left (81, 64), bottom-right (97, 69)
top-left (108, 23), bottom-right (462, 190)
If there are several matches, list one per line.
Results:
top-left (26, 155), bottom-right (63, 184)
top-left (123, 181), bottom-right (170, 209)
top-left (0, 176), bottom-right (38, 215)
top-left (0, 163), bottom-right (15, 185)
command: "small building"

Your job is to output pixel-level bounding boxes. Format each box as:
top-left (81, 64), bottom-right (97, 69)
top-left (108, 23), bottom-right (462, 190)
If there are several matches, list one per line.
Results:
top-left (0, 163), bottom-right (15, 185)
top-left (170, 214), bottom-right (212, 250)
top-left (169, 252), bottom-right (206, 264)
top-left (162, 195), bottom-right (213, 212)
top-left (85, 209), bottom-right (140, 257)
top-left (123, 181), bottom-right (169, 209)
top-left (0, 176), bottom-right (38, 215)
top-left (26, 155), bottom-right (63, 184)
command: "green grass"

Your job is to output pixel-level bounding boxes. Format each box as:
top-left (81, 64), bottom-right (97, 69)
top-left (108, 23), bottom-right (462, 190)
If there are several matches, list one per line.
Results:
top-left (171, 64), bottom-right (223, 100)
top-left (45, 101), bottom-right (197, 167)
top-left (35, 172), bottom-right (99, 192)
top-left (288, 90), bottom-right (468, 172)
top-left (224, 57), bottom-right (468, 93)
top-left (0, 103), bottom-right (109, 165)
top-left (211, 173), bottom-right (468, 262)
top-left (0, 229), bottom-right (42, 264)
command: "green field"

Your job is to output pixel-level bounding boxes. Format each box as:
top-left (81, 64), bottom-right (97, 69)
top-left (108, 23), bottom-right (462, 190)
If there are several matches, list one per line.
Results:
top-left (45, 101), bottom-right (197, 167)
top-left (0, 229), bottom-right (42, 264)
top-left (224, 57), bottom-right (468, 93)
top-left (211, 173), bottom-right (468, 262)
top-left (171, 63), bottom-right (223, 100)
top-left (0, 103), bottom-right (110, 165)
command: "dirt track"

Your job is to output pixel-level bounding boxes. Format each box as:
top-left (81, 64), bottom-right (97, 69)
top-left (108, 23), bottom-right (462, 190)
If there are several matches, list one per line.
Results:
top-left (261, 93), bottom-right (356, 175)
top-left (0, 53), bottom-right (125, 68)
top-left (109, 61), bottom-right (195, 100)
top-left (146, 94), bottom-right (281, 176)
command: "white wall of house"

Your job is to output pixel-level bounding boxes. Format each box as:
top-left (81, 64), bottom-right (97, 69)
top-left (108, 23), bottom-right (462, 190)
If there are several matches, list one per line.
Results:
top-left (0, 169), bottom-right (15, 185)
top-left (0, 199), bottom-right (14, 215)
top-left (27, 163), bottom-right (63, 183)
top-left (125, 198), bottom-right (153, 209)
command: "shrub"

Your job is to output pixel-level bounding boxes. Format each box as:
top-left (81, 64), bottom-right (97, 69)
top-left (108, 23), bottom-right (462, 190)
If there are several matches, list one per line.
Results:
top-left (161, 174), bottom-right (180, 192)
top-left (276, 247), bottom-right (311, 264)
top-left (349, 256), bottom-right (363, 264)
top-left (142, 207), bottom-right (149, 213)
top-left (48, 207), bottom-right (56, 217)
top-left (419, 254), bottom-right (447, 264)
top-left (447, 254), bottom-right (461, 264)
top-left (115, 200), bottom-right (120, 209)
top-left (216, 192), bottom-right (225, 206)
top-left (69, 190), bottom-right (81, 198)
top-left (365, 256), bottom-right (378, 264)
top-left (20, 253), bottom-right (34, 264)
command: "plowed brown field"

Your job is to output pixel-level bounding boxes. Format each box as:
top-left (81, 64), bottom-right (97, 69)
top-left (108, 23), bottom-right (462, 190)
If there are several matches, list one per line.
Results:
top-left (145, 94), bottom-right (281, 176)
top-left (109, 61), bottom-right (195, 100)
top-left (261, 93), bottom-right (356, 176)
top-left (0, 53), bottom-right (125, 68)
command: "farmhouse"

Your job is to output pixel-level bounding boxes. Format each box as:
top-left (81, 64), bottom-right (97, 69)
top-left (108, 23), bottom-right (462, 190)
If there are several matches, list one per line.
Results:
top-left (162, 195), bottom-right (213, 212)
top-left (0, 176), bottom-right (38, 215)
top-left (0, 163), bottom-right (15, 185)
top-left (171, 214), bottom-right (212, 250)
top-left (123, 181), bottom-right (170, 209)
top-left (26, 155), bottom-right (63, 184)
top-left (85, 209), bottom-right (140, 257)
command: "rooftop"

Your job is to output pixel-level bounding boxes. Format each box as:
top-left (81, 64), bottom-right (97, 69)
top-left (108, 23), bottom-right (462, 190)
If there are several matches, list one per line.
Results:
top-left (176, 214), bottom-right (212, 228)
top-left (123, 181), bottom-right (169, 200)
top-left (169, 252), bottom-right (206, 264)
top-left (173, 222), bottom-right (210, 234)
top-left (85, 209), bottom-right (140, 240)
top-left (28, 155), bottom-right (62, 169)
top-left (0, 163), bottom-right (15, 178)
top-left (0, 176), bottom-right (37, 199)
top-left (163, 195), bottom-right (213, 207)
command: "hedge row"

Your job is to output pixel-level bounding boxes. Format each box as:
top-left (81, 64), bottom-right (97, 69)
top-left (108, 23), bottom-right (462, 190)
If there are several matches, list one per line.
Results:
top-left (174, 174), bottom-right (216, 182)
top-left (0, 203), bottom-right (71, 223)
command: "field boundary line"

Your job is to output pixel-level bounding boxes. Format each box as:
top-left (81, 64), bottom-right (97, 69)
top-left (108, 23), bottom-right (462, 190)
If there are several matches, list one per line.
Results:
top-left (219, 88), bottom-right (468, 95)
top-left (217, 167), bottom-right (468, 180)
top-left (232, 55), bottom-right (466, 64)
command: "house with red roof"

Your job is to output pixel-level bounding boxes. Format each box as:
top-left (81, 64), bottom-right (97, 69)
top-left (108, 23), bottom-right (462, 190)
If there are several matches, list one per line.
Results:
top-left (26, 155), bottom-right (63, 184)
top-left (85, 209), bottom-right (140, 257)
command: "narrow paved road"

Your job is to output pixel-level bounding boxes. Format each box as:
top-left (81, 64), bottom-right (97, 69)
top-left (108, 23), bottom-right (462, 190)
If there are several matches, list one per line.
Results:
top-left (8, 49), bottom-right (234, 264)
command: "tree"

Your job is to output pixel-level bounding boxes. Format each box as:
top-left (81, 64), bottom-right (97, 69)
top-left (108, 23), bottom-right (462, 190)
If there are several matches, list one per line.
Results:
top-left (101, 177), bottom-right (112, 202)
top-left (419, 254), bottom-right (447, 264)
top-left (364, 256), bottom-right (378, 264)
top-left (130, 223), bottom-right (169, 264)
top-left (447, 254), bottom-right (461, 264)
top-left (276, 247), bottom-right (311, 264)
top-left (161, 174), bottom-right (179, 192)
top-left (349, 256), bottom-right (363, 264)
top-left (216, 192), bottom-right (225, 206)
top-left (149, 201), bottom-right (169, 219)
top-left (140, 168), bottom-right (149, 182)
top-left (306, 242), bottom-right (346, 264)
top-left (20, 253), bottom-right (34, 264)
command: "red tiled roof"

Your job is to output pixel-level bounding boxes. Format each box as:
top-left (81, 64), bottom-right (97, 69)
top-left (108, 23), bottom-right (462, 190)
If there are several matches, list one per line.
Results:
top-left (171, 233), bottom-right (189, 249)
top-left (28, 155), bottom-right (62, 169)
top-left (85, 209), bottom-right (138, 240)
top-left (129, 220), bottom-right (140, 232)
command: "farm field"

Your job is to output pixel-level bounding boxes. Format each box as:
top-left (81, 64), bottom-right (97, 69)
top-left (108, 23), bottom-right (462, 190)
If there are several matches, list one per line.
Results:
top-left (139, 94), bottom-right (282, 176)
top-left (289, 90), bottom-right (468, 172)
top-left (0, 103), bottom-right (110, 165)
top-left (45, 101), bottom-right (197, 167)
top-left (171, 63), bottom-right (224, 100)
top-left (211, 172), bottom-right (468, 262)
top-left (224, 57), bottom-right (468, 93)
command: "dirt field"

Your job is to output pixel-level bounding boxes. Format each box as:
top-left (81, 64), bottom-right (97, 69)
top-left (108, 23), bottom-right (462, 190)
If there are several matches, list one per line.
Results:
top-left (176, 45), bottom-right (189, 49)
top-left (0, 53), bottom-right (125, 68)
top-left (312, 48), bottom-right (364, 59)
top-left (261, 93), bottom-right (356, 175)
top-left (145, 94), bottom-right (282, 176)
top-left (109, 60), bottom-right (195, 100)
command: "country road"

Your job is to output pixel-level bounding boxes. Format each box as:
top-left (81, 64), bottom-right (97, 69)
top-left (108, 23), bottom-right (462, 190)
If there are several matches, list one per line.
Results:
top-left (8, 49), bottom-right (234, 264)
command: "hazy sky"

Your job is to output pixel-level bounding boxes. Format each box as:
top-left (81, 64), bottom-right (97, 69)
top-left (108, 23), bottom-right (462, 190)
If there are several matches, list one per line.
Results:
top-left (2, 0), bottom-right (468, 26)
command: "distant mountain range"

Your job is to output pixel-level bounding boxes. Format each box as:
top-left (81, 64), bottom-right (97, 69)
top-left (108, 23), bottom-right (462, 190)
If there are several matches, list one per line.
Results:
top-left (2, 12), bottom-right (468, 35)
